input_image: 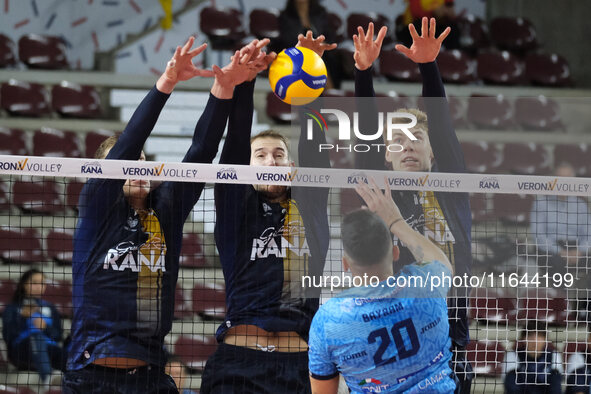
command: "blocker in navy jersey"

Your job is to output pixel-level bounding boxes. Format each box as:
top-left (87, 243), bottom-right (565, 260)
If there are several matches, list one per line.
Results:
top-left (309, 261), bottom-right (455, 393)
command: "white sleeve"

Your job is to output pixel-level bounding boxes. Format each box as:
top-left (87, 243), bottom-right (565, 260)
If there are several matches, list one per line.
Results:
top-left (502, 351), bottom-right (518, 379)
top-left (551, 351), bottom-right (564, 374)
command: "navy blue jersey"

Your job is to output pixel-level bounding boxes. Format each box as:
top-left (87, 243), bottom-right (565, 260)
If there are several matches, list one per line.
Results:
top-left (68, 87), bottom-right (231, 370)
top-left (355, 63), bottom-right (472, 347)
top-left (309, 261), bottom-right (454, 393)
top-left (213, 80), bottom-right (330, 342)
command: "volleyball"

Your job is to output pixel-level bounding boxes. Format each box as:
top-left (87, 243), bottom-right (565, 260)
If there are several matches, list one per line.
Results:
top-left (268, 47), bottom-right (327, 105)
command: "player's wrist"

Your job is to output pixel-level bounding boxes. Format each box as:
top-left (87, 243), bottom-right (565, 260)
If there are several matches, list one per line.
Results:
top-left (388, 217), bottom-right (404, 233)
top-left (156, 74), bottom-right (177, 94)
top-left (211, 80), bottom-right (234, 99)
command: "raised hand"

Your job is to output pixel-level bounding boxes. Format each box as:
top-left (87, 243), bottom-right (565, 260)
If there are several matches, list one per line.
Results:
top-left (353, 22), bottom-right (388, 71)
top-left (240, 38), bottom-right (277, 82)
top-left (157, 36), bottom-right (213, 93)
top-left (296, 31), bottom-right (337, 57)
top-left (355, 177), bottom-right (403, 230)
top-left (395, 17), bottom-right (450, 64)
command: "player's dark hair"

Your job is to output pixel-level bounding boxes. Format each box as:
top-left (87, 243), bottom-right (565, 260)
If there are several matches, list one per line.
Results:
top-left (12, 268), bottom-right (43, 305)
top-left (342, 209), bottom-right (392, 267)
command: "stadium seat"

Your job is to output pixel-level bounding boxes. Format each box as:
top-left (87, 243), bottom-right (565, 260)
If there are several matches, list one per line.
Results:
top-left (65, 180), bottom-right (85, 211)
top-left (0, 33), bottom-right (17, 68)
top-left (491, 193), bottom-right (535, 224)
top-left (33, 127), bottom-right (81, 157)
top-left (0, 387), bottom-right (35, 394)
top-left (436, 50), bottom-right (477, 84)
top-left (192, 283), bottom-right (226, 320)
top-left (469, 287), bottom-right (517, 323)
top-left (456, 14), bottom-right (490, 53)
top-left (0, 80), bottom-right (51, 117)
top-left (515, 96), bottom-right (564, 131)
top-left (466, 340), bottom-right (506, 376)
top-left (12, 177), bottom-right (63, 214)
top-left (327, 13), bottom-right (345, 43)
top-left (525, 52), bottom-right (573, 87)
top-left (249, 9), bottom-right (280, 40)
top-left (469, 194), bottom-right (490, 223)
top-left (516, 296), bottom-right (569, 326)
top-left (174, 286), bottom-right (192, 319)
top-left (43, 280), bottom-right (72, 318)
top-left (460, 141), bottom-right (501, 173)
top-left (179, 232), bottom-right (209, 268)
top-left (18, 34), bottom-right (68, 69)
top-left (0, 227), bottom-right (44, 264)
top-left (346, 13), bottom-right (392, 46)
top-left (498, 143), bottom-right (551, 175)
top-left (0, 279), bottom-right (16, 314)
top-left (490, 17), bottom-right (538, 53)
top-left (51, 82), bottom-right (102, 118)
top-left (199, 7), bottom-right (245, 50)
top-left (466, 94), bottom-right (514, 129)
top-left (0, 180), bottom-right (9, 212)
top-left (173, 335), bottom-right (217, 371)
top-left (266, 92), bottom-right (294, 123)
top-left (0, 127), bottom-right (28, 155)
top-left (553, 144), bottom-right (590, 177)
top-left (379, 48), bottom-right (421, 82)
top-left (563, 341), bottom-right (587, 370)
top-left (476, 50), bottom-right (525, 85)
top-left (46, 228), bottom-right (74, 264)
top-left (84, 129), bottom-right (115, 158)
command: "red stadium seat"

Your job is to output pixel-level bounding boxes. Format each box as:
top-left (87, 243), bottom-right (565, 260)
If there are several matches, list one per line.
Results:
top-left (470, 287), bottom-right (517, 323)
top-left (498, 143), bottom-right (551, 175)
top-left (0, 180), bottom-right (9, 212)
top-left (346, 13), bottom-right (391, 46)
top-left (436, 50), bottom-right (477, 84)
top-left (266, 92), bottom-right (294, 123)
top-left (192, 283), bottom-right (226, 320)
top-left (65, 180), bottom-right (85, 211)
top-left (491, 193), bottom-right (534, 224)
top-left (0, 80), bottom-right (51, 117)
top-left (456, 14), bottom-right (490, 53)
top-left (33, 127), bottom-right (81, 157)
top-left (476, 50), bottom-right (525, 85)
top-left (51, 82), bottom-right (101, 118)
top-left (18, 34), bottom-right (68, 69)
top-left (490, 17), bottom-right (537, 53)
top-left (199, 7), bottom-right (245, 50)
top-left (249, 9), bottom-right (280, 40)
top-left (179, 233), bottom-right (209, 268)
top-left (43, 280), bottom-right (72, 318)
top-left (525, 52), bottom-right (572, 87)
top-left (516, 296), bottom-right (569, 326)
top-left (0, 34), bottom-right (17, 68)
top-left (173, 335), bottom-right (217, 371)
top-left (0, 127), bottom-right (28, 155)
top-left (377, 92), bottom-right (414, 113)
top-left (174, 286), bottom-right (192, 319)
top-left (379, 49), bottom-right (421, 82)
top-left (12, 177), bottom-right (64, 214)
top-left (515, 96), bottom-right (564, 131)
top-left (469, 194), bottom-right (490, 223)
top-left (0, 279), bottom-right (16, 314)
top-left (466, 94), bottom-right (514, 129)
top-left (554, 144), bottom-right (590, 177)
top-left (466, 340), bottom-right (506, 376)
top-left (0, 387), bottom-right (35, 394)
top-left (563, 341), bottom-right (587, 367)
top-left (0, 227), bottom-right (44, 263)
top-left (84, 129), bottom-right (115, 158)
top-left (460, 141), bottom-right (501, 173)
top-left (46, 228), bottom-right (74, 264)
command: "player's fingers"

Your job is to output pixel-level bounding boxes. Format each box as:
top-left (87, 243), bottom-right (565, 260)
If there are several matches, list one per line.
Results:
top-left (212, 64), bottom-right (223, 77)
top-left (355, 184), bottom-right (375, 206)
top-left (181, 36), bottom-right (194, 56)
top-left (384, 176), bottom-right (392, 198)
top-left (197, 69), bottom-right (215, 78)
top-left (429, 17), bottom-right (436, 39)
top-left (395, 44), bottom-right (411, 57)
top-left (317, 34), bottom-right (326, 43)
top-left (352, 34), bottom-right (360, 49)
top-left (171, 46), bottom-right (181, 62)
top-left (306, 30), bottom-right (313, 40)
top-left (408, 23), bottom-right (420, 42)
top-left (375, 26), bottom-right (388, 47)
top-left (367, 22), bottom-right (374, 42)
top-left (437, 26), bottom-right (451, 43)
top-left (323, 43), bottom-right (338, 51)
top-left (257, 38), bottom-right (270, 50)
top-left (421, 17), bottom-right (428, 38)
top-left (188, 42), bottom-right (208, 57)
top-left (358, 25), bottom-right (366, 42)
top-left (231, 50), bottom-right (240, 65)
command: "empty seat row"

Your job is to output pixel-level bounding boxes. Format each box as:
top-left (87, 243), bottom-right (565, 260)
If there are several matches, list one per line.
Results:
top-left (0, 34), bottom-right (68, 69)
top-left (0, 128), bottom-right (114, 158)
top-left (0, 80), bottom-right (102, 118)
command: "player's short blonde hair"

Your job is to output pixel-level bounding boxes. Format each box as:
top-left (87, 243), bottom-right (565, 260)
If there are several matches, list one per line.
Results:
top-left (386, 108), bottom-right (429, 142)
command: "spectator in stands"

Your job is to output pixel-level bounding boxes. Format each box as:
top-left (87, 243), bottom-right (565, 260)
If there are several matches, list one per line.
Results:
top-left (530, 162), bottom-right (591, 277)
top-left (566, 327), bottom-right (591, 394)
top-left (166, 356), bottom-right (197, 394)
top-left (503, 321), bottom-right (563, 394)
top-left (277, 0), bottom-right (344, 88)
top-left (2, 269), bottom-right (66, 385)
top-left (396, 0), bottom-right (460, 49)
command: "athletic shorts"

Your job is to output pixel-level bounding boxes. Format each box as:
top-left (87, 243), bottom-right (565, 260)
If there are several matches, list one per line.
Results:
top-left (200, 343), bottom-right (311, 394)
top-left (62, 363), bottom-right (178, 394)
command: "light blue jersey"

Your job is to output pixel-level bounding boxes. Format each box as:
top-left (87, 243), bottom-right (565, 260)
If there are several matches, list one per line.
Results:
top-left (309, 261), bottom-right (455, 393)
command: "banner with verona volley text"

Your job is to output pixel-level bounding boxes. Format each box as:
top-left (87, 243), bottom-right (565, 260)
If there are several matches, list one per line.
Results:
top-left (0, 155), bottom-right (590, 196)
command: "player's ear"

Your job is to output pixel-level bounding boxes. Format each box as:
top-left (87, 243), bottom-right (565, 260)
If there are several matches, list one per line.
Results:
top-left (342, 256), bottom-right (350, 272)
top-left (290, 160), bottom-right (295, 167)
top-left (392, 245), bottom-right (400, 262)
